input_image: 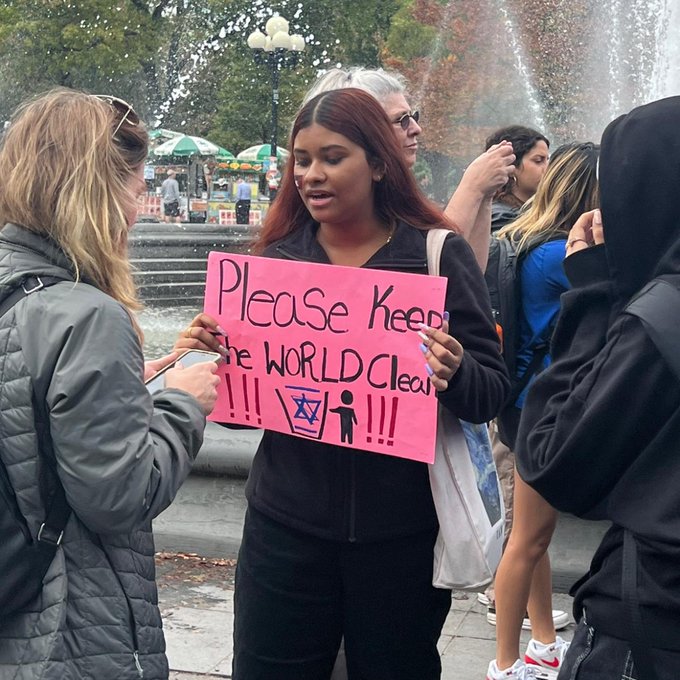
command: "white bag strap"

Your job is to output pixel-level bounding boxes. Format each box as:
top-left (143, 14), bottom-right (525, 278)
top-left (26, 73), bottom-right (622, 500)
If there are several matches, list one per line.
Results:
top-left (426, 228), bottom-right (450, 277)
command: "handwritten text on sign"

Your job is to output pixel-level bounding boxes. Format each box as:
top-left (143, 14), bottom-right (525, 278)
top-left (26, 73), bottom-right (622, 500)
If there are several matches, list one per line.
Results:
top-left (204, 252), bottom-right (447, 463)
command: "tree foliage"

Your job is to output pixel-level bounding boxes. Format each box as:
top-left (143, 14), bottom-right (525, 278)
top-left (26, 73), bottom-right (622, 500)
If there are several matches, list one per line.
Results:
top-left (0, 0), bottom-right (400, 149)
top-left (0, 0), bottom-right (670, 189)
top-left (0, 0), bottom-right (161, 121)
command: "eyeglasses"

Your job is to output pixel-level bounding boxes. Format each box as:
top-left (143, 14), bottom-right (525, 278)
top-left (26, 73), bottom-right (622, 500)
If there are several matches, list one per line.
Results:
top-left (93, 95), bottom-right (140, 138)
top-left (392, 110), bottom-right (420, 131)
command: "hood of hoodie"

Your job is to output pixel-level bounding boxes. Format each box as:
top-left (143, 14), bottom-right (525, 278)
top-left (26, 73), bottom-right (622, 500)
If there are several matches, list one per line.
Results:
top-left (600, 96), bottom-right (680, 300)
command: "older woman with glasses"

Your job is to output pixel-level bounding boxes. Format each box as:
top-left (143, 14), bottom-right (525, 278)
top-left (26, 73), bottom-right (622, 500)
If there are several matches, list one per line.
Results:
top-left (303, 66), bottom-right (516, 268)
top-left (0, 88), bottom-right (220, 680)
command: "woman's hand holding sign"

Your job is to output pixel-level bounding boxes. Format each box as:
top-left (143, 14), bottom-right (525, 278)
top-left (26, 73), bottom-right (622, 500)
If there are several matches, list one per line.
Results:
top-left (174, 312), bottom-right (228, 356)
top-left (418, 312), bottom-right (464, 392)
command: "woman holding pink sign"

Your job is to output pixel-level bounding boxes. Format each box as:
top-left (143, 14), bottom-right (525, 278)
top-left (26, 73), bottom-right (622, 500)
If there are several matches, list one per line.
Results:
top-left (177, 88), bottom-right (508, 680)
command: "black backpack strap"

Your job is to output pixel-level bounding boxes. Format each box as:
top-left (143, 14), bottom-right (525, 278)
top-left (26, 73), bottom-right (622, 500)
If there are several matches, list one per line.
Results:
top-left (622, 530), bottom-right (659, 680)
top-left (0, 276), bottom-right (66, 318)
top-left (1, 275), bottom-right (71, 547)
top-left (505, 233), bottom-right (565, 398)
top-left (620, 280), bottom-right (679, 679)
top-left (505, 342), bottom-right (549, 406)
top-left (626, 279), bottom-right (680, 381)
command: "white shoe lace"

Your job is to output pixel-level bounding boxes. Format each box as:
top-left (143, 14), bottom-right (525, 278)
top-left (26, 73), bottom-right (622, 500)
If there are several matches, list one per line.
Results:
top-left (552, 635), bottom-right (570, 663)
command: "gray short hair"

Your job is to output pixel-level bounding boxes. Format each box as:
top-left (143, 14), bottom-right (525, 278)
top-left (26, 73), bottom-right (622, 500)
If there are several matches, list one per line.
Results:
top-left (303, 67), bottom-right (408, 107)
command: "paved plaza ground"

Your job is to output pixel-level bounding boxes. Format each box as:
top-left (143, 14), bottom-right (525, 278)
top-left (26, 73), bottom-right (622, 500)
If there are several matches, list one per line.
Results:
top-left (153, 469), bottom-right (609, 679)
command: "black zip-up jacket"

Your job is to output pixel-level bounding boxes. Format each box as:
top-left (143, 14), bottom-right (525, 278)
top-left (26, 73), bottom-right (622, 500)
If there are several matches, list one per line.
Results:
top-left (245, 220), bottom-right (509, 542)
top-left (516, 96), bottom-right (680, 651)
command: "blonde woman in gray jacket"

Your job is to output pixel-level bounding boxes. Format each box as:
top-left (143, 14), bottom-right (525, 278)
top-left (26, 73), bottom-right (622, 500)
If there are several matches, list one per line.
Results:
top-left (0, 89), bottom-right (220, 679)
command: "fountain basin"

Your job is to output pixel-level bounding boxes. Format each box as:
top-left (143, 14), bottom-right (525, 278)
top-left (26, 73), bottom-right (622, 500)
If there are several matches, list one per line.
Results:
top-left (129, 222), bottom-right (258, 306)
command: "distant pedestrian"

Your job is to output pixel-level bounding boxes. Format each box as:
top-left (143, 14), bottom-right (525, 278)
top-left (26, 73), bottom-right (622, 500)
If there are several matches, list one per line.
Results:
top-left (234, 176), bottom-right (251, 224)
top-left (161, 168), bottom-right (181, 223)
top-left (0, 88), bottom-right (219, 679)
top-left (517, 95), bottom-right (680, 680)
top-left (267, 168), bottom-right (280, 203)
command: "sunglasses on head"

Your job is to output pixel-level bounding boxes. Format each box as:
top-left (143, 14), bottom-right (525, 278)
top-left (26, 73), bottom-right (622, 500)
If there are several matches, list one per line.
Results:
top-left (392, 110), bottom-right (419, 131)
top-left (93, 95), bottom-right (140, 137)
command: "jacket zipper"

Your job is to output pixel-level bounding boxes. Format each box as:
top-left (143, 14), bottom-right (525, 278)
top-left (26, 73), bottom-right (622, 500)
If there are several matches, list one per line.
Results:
top-left (123, 582), bottom-right (144, 677)
top-left (134, 650), bottom-right (144, 678)
top-left (97, 540), bottom-right (145, 678)
top-left (348, 454), bottom-right (357, 543)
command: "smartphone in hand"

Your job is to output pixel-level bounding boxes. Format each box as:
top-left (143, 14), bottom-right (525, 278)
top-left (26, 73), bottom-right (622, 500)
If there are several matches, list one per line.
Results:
top-left (145, 349), bottom-right (221, 394)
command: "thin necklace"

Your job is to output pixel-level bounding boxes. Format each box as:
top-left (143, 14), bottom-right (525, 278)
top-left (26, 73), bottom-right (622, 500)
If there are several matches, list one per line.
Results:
top-left (385, 222), bottom-right (395, 245)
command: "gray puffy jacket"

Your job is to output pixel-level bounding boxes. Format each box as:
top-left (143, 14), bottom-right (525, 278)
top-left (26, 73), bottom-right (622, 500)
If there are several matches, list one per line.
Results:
top-left (0, 224), bottom-right (206, 679)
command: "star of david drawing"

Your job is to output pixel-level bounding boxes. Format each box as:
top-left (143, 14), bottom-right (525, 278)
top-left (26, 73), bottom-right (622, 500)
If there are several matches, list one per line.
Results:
top-left (292, 392), bottom-right (322, 425)
top-left (275, 385), bottom-right (329, 440)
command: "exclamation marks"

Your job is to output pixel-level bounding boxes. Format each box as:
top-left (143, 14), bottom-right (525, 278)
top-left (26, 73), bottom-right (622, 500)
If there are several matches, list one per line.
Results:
top-left (366, 394), bottom-right (399, 447)
top-left (387, 396), bottom-right (398, 447)
top-left (240, 375), bottom-right (262, 424)
top-left (366, 394), bottom-right (373, 443)
top-left (225, 374), bottom-right (262, 423)
top-left (254, 377), bottom-right (262, 425)
top-left (378, 395), bottom-right (386, 445)
top-left (225, 374), bottom-right (235, 418)
top-left (242, 374), bottom-right (250, 421)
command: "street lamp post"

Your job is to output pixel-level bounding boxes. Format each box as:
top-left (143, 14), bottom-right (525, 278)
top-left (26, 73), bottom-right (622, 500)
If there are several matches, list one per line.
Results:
top-left (247, 15), bottom-right (305, 198)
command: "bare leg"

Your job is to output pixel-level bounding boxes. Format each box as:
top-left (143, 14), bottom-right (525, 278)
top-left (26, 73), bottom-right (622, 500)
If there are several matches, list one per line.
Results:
top-left (494, 471), bottom-right (558, 670)
top-left (482, 421), bottom-right (516, 603)
top-left (526, 551), bottom-right (556, 644)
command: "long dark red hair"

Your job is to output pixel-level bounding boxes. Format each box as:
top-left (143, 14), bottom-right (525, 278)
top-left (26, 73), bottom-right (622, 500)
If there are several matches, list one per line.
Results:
top-left (254, 88), bottom-right (456, 253)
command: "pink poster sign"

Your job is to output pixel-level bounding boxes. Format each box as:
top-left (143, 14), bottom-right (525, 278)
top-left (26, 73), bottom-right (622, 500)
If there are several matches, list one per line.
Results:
top-left (204, 252), bottom-right (447, 464)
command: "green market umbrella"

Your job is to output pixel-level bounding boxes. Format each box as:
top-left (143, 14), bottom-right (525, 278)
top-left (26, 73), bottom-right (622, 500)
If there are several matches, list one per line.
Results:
top-left (236, 143), bottom-right (290, 162)
top-left (153, 134), bottom-right (235, 158)
top-left (215, 146), bottom-right (236, 159)
top-left (148, 128), bottom-right (183, 141)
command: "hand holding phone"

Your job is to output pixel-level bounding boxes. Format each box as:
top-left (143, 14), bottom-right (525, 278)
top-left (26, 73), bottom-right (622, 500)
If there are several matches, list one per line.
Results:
top-left (145, 350), bottom-right (222, 415)
top-left (144, 351), bottom-right (180, 382)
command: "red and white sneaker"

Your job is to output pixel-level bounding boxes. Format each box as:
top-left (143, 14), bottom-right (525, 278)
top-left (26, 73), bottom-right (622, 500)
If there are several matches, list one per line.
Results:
top-left (486, 659), bottom-right (537, 679)
top-left (524, 636), bottom-right (570, 679)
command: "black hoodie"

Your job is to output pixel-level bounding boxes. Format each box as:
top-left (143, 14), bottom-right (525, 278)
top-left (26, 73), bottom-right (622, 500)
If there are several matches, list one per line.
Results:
top-left (245, 220), bottom-right (508, 543)
top-left (515, 96), bottom-right (680, 651)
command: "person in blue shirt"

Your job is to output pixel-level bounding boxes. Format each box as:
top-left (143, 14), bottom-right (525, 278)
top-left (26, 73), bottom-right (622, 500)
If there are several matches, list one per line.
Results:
top-left (234, 177), bottom-right (252, 224)
top-left (487, 143), bottom-right (600, 680)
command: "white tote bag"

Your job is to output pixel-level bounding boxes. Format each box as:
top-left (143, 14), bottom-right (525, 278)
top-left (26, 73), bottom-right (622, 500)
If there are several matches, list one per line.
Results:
top-left (426, 229), bottom-right (505, 590)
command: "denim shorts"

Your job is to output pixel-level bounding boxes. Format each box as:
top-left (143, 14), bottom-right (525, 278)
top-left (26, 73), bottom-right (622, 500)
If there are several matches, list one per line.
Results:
top-left (559, 618), bottom-right (680, 680)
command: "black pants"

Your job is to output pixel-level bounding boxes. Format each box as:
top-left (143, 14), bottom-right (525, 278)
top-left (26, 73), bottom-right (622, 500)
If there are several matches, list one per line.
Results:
top-left (559, 618), bottom-right (680, 680)
top-left (233, 507), bottom-right (451, 680)
top-left (235, 199), bottom-right (251, 224)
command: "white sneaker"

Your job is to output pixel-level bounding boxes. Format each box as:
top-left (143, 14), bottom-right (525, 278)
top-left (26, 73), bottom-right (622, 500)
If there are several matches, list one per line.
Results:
top-left (477, 591), bottom-right (492, 607)
top-left (486, 606), bottom-right (570, 631)
top-left (487, 659), bottom-right (537, 679)
top-left (524, 636), bottom-right (571, 679)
